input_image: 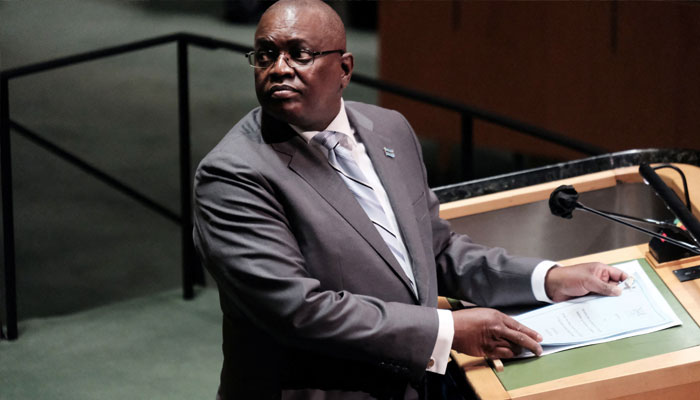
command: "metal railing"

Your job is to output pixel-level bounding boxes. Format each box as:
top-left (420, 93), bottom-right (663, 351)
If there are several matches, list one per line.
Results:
top-left (0, 32), bottom-right (605, 340)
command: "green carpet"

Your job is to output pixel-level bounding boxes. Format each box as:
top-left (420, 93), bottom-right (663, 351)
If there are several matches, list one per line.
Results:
top-left (0, 288), bottom-right (223, 400)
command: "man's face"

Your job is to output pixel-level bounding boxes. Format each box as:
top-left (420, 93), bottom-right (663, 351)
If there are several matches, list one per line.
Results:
top-left (253, 6), bottom-right (353, 131)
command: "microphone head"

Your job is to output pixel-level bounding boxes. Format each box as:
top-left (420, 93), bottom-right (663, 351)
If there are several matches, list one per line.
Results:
top-left (549, 185), bottom-right (580, 219)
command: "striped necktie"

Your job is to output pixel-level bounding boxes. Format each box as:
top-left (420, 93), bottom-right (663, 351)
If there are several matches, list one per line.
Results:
top-left (312, 130), bottom-right (416, 292)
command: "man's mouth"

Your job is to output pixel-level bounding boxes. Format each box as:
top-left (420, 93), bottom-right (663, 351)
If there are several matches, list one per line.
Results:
top-left (269, 85), bottom-right (300, 99)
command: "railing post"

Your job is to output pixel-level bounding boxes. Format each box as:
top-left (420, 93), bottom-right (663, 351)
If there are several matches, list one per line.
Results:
top-left (1, 75), bottom-right (18, 340)
top-left (461, 112), bottom-right (474, 181)
top-left (177, 38), bottom-right (198, 300)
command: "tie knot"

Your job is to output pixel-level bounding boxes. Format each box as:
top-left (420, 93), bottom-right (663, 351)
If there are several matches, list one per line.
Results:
top-left (312, 130), bottom-right (353, 152)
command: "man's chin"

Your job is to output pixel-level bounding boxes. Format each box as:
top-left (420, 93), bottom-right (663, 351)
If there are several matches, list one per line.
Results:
top-left (263, 102), bottom-right (306, 126)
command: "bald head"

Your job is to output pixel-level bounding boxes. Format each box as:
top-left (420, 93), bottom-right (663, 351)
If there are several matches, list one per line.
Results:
top-left (257, 0), bottom-right (346, 51)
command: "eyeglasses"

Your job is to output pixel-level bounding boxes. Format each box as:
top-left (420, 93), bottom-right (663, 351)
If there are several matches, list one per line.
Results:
top-left (246, 48), bottom-right (345, 69)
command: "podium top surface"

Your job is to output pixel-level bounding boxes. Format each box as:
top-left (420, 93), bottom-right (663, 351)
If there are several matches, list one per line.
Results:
top-left (442, 162), bottom-right (700, 399)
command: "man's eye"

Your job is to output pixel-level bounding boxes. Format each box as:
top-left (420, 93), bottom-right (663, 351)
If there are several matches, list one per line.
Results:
top-left (256, 51), bottom-right (275, 62)
top-left (291, 50), bottom-right (313, 63)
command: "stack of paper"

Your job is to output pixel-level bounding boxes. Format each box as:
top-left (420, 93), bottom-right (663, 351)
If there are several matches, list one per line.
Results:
top-left (514, 260), bottom-right (681, 358)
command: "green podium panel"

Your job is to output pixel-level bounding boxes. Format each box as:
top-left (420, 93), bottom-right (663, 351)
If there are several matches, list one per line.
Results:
top-left (495, 258), bottom-right (700, 391)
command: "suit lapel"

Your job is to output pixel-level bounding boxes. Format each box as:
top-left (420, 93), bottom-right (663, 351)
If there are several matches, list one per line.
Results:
top-left (347, 107), bottom-right (429, 304)
top-left (265, 113), bottom-right (415, 296)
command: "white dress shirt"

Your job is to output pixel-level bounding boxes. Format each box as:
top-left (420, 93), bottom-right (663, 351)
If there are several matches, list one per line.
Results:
top-left (291, 99), bottom-right (556, 374)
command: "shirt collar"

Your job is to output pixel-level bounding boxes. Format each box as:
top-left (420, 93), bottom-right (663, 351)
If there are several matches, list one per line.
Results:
top-left (291, 98), bottom-right (354, 145)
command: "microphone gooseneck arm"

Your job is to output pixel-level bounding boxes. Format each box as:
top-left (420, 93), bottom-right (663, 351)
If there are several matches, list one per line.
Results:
top-left (575, 203), bottom-right (700, 254)
top-left (549, 184), bottom-right (700, 255)
top-left (597, 210), bottom-right (688, 234)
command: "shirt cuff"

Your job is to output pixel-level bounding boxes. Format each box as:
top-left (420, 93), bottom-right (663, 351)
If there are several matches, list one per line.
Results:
top-left (427, 309), bottom-right (455, 374)
top-left (531, 260), bottom-right (559, 303)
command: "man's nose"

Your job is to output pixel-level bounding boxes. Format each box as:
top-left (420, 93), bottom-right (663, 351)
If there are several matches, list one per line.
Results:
top-left (269, 53), bottom-right (295, 76)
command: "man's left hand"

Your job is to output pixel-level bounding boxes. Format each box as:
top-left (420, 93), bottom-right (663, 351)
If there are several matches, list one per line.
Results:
top-left (545, 262), bottom-right (628, 302)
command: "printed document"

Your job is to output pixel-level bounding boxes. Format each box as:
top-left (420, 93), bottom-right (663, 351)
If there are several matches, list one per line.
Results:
top-left (514, 260), bottom-right (681, 357)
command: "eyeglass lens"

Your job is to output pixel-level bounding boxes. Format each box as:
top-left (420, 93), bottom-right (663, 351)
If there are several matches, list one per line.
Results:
top-left (250, 49), bottom-right (314, 68)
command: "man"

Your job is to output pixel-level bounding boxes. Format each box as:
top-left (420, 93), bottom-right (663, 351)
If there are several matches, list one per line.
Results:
top-left (193, 1), bottom-right (627, 399)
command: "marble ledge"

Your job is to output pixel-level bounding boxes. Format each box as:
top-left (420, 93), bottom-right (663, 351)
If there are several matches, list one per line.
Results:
top-left (433, 148), bottom-right (700, 204)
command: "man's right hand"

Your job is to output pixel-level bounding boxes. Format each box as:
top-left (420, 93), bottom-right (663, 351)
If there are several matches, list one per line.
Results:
top-left (451, 308), bottom-right (543, 359)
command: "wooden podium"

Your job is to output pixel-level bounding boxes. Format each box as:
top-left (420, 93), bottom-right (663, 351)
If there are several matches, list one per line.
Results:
top-left (439, 163), bottom-right (700, 399)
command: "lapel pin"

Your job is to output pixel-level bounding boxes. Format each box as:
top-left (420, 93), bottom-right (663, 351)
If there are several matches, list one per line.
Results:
top-left (383, 147), bottom-right (395, 158)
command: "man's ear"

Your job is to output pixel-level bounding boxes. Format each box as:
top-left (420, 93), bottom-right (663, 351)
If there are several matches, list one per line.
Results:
top-left (340, 52), bottom-right (354, 89)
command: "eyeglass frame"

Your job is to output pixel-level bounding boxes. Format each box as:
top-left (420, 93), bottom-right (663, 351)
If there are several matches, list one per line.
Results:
top-left (245, 48), bottom-right (345, 69)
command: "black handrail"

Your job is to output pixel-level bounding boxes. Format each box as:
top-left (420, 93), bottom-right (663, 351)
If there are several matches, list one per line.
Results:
top-left (0, 32), bottom-right (605, 340)
top-left (350, 75), bottom-right (605, 157)
top-left (9, 120), bottom-right (180, 222)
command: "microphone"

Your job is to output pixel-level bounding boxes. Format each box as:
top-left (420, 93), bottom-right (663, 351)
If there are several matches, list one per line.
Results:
top-left (549, 185), bottom-right (700, 258)
top-left (549, 185), bottom-right (579, 219)
top-left (639, 163), bottom-right (700, 247)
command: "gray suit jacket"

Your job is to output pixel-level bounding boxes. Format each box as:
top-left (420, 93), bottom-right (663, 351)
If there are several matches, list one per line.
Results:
top-left (193, 102), bottom-right (544, 399)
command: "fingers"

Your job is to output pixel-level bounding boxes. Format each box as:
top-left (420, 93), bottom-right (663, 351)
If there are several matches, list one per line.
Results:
top-left (488, 345), bottom-right (520, 360)
top-left (506, 320), bottom-right (542, 343)
top-left (586, 265), bottom-right (628, 296)
top-left (501, 321), bottom-right (543, 356)
top-left (485, 332), bottom-right (541, 359)
top-left (481, 335), bottom-right (522, 359)
top-left (548, 262), bottom-right (630, 301)
top-left (584, 276), bottom-right (621, 296)
top-left (604, 265), bottom-right (628, 283)
top-left (489, 317), bottom-right (543, 357)
top-left (452, 308), bottom-right (544, 358)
